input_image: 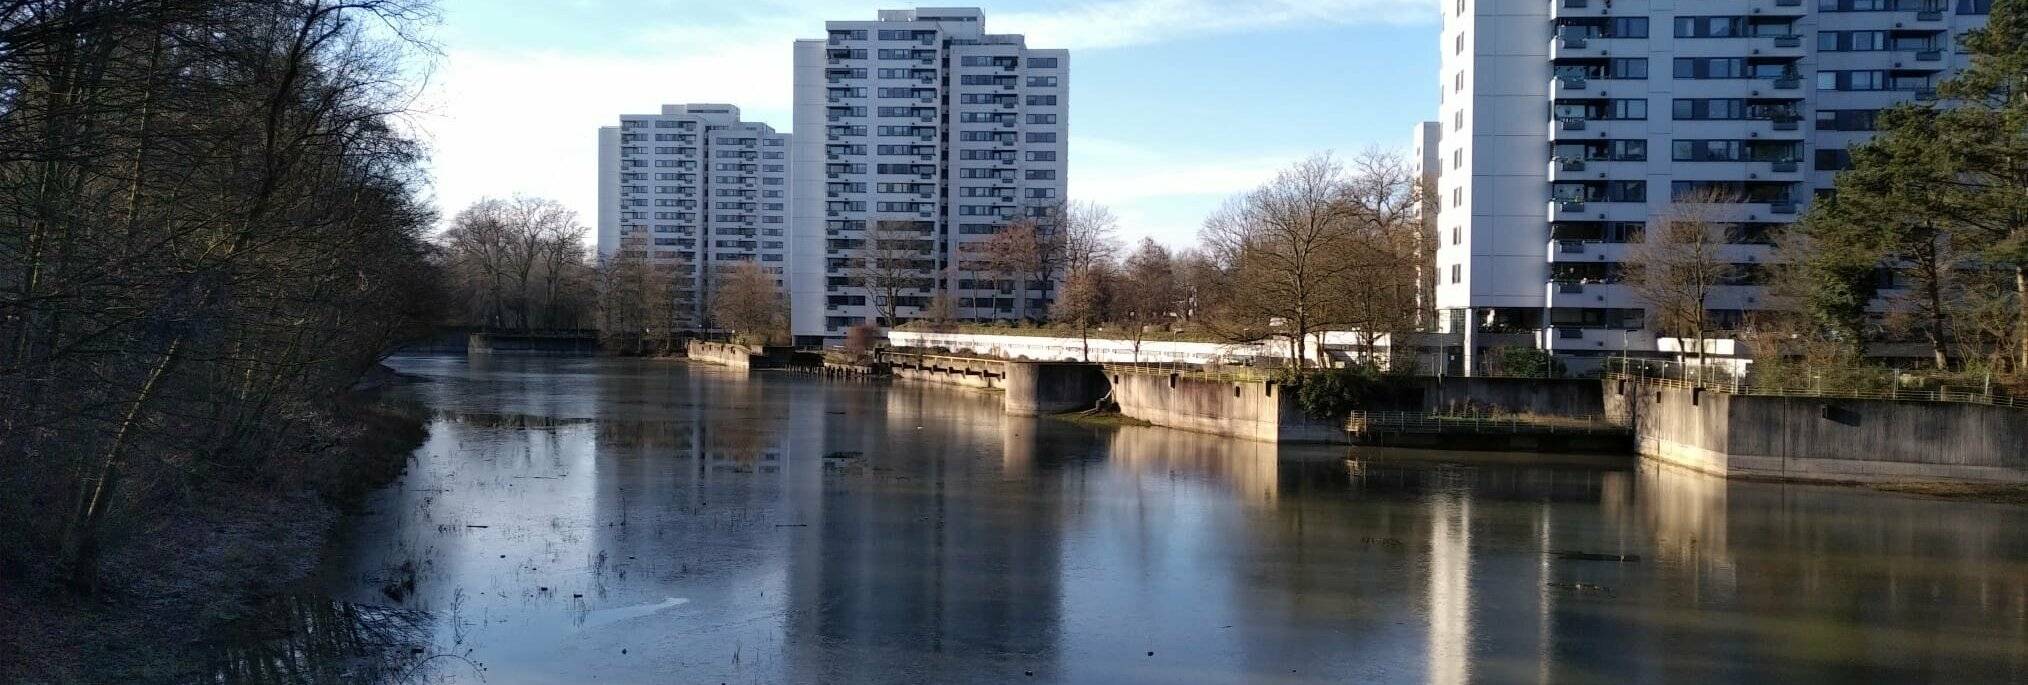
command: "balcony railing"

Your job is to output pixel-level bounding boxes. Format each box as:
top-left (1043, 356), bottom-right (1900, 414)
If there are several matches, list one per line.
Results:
top-left (1556, 117), bottom-right (1588, 131)
top-left (1773, 35), bottom-right (1802, 48)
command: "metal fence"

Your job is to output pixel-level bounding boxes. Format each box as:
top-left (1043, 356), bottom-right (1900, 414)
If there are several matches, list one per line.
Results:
top-left (1099, 361), bottom-right (1275, 384)
top-left (1603, 358), bottom-right (2028, 409)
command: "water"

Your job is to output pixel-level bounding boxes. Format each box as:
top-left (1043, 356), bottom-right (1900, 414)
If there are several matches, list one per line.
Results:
top-left (284, 356), bottom-right (2026, 683)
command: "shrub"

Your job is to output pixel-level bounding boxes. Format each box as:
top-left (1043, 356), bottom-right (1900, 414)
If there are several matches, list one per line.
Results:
top-left (1292, 365), bottom-right (1393, 421)
top-left (1493, 346), bottom-right (1563, 378)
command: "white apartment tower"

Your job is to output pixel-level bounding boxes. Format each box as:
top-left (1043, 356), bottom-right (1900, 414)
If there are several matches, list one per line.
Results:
top-left (597, 104), bottom-right (792, 327)
top-left (1438, 0), bottom-right (1989, 372)
top-left (790, 7), bottom-right (1069, 343)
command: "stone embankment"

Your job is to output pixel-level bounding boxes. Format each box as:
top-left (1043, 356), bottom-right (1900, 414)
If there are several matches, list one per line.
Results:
top-left (1607, 379), bottom-right (2027, 484)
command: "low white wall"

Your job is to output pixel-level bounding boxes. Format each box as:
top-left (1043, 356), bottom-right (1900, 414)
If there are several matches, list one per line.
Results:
top-left (890, 331), bottom-right (1270, 365)
top-left (889, 330), bottom-right (1452, 370)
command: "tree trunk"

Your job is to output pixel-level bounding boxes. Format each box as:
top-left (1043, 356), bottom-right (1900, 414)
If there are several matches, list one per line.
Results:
top-left (2017, 265), bottom-right (2027, 372)
top-left (64, 337), bottom-right (182, 594)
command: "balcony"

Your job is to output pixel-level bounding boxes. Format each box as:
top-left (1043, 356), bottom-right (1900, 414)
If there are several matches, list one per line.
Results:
top-left (1756, 35), bottom-right (1805, 58)
top-left (1550, 0), bottom-right (1603, 21)
top-left (1546, 281), bottom-right (1632, 307)
top-left (1547, 239), bottom-right (1630, 263)
top-left (1541, 326), bottom-right (1651, 353)
top-left (1550, 75), bottom-right (1589, 99)
top-left (1549, 200), bottom-right (1644, 223)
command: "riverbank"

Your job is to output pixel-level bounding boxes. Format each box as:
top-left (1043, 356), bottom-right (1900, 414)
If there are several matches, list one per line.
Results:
top-left (0, 374), bottom-right (430, 683)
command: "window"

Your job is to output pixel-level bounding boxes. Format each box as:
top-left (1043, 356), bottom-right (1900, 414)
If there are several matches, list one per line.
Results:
top-left (1819, 30), bottom-right (1888, 50)
top-left (1815, 109), bottom-right (1878, 131)
top-left (1554, 98), bottom-right (1647, 120)
top-left (1454, 71), bottom-right (1463, 92)
top-left (1025, 151), bottom-right (1057, 161)
top-left (1451, 187), bottom-right (1462, 208)
top-left (1553, 139), bottom-right (1646, 161)
top-left (1959, 0), bottom-right (1992, 13)
top-left (1453, 148), bottom-right (1462, 169)
top-left (1673, 140), bottom-right (1743, 161)
top-left (1674, 98), bottom-right (1745, 120)
top-left (1027, 114), bottom-right (1058, 124)
top-left (1451, 226), bottom-right (1461, 244)
top-left (1675, 16), bottom-right (1748, 38)
top-left (1030, 57), bottom-right (1059, 68)
top-left (1454, 109), bottom-right (1464, 131)
top-left (1818, 70), bottom-right (1887, 90)
top-left (1026, 76), bottom-right (1058, 87)
top-left (1815, 149), bottom-right (1853, 171)
top-left (1450, 264), bottom-right (1461, 283)
top-left (1819, 0), bottom-right (1891, 10)
top-left (1557, 17), bottom-right (1648, 39)
top-left (1674, 57), bottom-right (1747, 79)
top-left (1456, 33), bottom-right (1464, 54)
top-left (1554, 58), bottom-right (1647, 80)
top-left (1025, 132), bottom-right (1057, 143)
top-left (1456, 0), bottom-right (1464, 15)
top-left (1025, 170), bottom-right (1057, 180)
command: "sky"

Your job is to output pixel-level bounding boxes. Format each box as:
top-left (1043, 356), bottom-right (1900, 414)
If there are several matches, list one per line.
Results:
top-left (415, 0), bottom-right (1442, 248)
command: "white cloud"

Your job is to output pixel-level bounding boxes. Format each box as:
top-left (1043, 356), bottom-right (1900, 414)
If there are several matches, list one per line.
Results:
top-left (421, 0), bottom-right (1434, 235)
top-left (421, 43), bottom-right (793, 231)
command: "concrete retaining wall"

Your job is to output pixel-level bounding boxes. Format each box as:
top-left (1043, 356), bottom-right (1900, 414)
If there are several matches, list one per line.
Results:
top-left (1608, 380), bottom-right (2028, 483)
top-left (886, 354), bottom-right (1007, 391)
top-left (686, 341), bottom-right (792, 369)
top-left (1107, 371), bottom-right (1344, 444)
top-left (1004, 362), bottom-right (1109, 416)
top-left (1422, 377), bottom-right (1604, 416)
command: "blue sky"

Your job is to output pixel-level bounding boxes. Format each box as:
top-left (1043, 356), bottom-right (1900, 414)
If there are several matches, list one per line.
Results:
top-left (419, 0), bottom-right (1440, 247)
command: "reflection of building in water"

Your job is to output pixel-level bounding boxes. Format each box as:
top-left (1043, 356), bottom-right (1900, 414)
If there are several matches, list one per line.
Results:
top-left (1618, 461), bottom-right (1734, 579)
top-left (783, 382), bottom-right (1067, 683)
top-left (1103, 426), bottom-right (1282, 506)
top-left (1426, 493), bottom-right (1471, 685)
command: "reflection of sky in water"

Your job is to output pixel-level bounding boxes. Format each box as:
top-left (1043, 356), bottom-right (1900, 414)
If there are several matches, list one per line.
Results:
top-left (310, 356), bottom-right (2028, 684)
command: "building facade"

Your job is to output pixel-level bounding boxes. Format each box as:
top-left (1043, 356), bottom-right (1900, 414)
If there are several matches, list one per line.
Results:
top-left (789, 7), bottom-right (1069, 344)
top-left (1436, 0), bottom-right (1990, 372)
top-left (597, 104), bottom-right (792, 327)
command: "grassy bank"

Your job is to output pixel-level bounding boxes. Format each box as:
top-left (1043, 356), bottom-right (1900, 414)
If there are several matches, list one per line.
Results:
top-left (0, 382), bottom-right (431, 683)
top-left (1048, 410), bottom-right (1155, 428)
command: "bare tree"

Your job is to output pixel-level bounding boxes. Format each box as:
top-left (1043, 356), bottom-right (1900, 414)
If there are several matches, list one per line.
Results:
top-left (595, 251), bottom-right (683, 354)
top-left (1117, 238), bottom-right (1178, 360)
top-left (1623, 198), bottom-right (1738, 367)
top-left (851, 220), bottom-right (936, 328)
top-left (440, 196), bottom-right (592, 330)
top-left (710, 261), bottom-right (787, 345)
top-left (979, 220), bottom-right (1055, 323)
top-left (0, 0), bottom-right (445, 602)
top-left (1199, 152), bottom-right (1420, 367)
top-left (1052, 260), bottom-right (1117, 362)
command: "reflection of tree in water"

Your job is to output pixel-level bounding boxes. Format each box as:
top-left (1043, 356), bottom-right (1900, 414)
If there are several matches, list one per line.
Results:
top-left (199, 596), bottom-right (475, 684)
top-left (433, 410), bottom-right (593, 431)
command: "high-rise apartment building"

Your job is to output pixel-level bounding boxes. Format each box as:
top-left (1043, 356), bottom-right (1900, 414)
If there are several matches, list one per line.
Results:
top-left (1436, 0), bottom-right (1989, 373)
top-left (789, 7), bottom-right (1069, 343)
top-left (597, 104), bottom-right (791, 326)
